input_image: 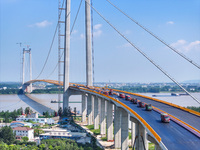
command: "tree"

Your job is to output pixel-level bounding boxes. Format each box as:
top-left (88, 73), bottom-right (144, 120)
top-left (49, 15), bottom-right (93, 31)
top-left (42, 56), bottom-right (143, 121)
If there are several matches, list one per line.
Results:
top-left (58, 107), bottom-right (62, 117)
top-left (0, 126), bottom-right (15, 145)
top-left (25, 107), bottom-right (30, 115)
top-left (22, 136), bottom-right (29, 142)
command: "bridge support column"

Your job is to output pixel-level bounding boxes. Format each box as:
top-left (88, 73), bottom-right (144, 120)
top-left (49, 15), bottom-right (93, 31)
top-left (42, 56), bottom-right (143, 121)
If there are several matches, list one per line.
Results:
top-left (106, 101), bottom-right (113, 141)
top-left (121, 109), bottom-right (129, 150)
top-left (147, 134), bottom-right (161, 150)
top-left (82, 94), bottom-right (86, 122)
top-left (63, 90), bottom-right (70, 110)
top-left (100, 98), bottom-right (106, 137)
top-left (87, 94), bottom-right (92, 125)
top-left (114, 105), bottom-right (121, 148)
top-left (94, 96), bottom-right (99, 129)
top-left (131, 121), bottom-right (136, 147)
top-left (135, 122), bottom-right (148, 150)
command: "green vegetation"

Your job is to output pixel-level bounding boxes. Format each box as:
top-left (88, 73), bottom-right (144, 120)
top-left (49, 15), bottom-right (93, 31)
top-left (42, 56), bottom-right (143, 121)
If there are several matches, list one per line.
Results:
top-left (148, 142), bottom-right (155, 150)
top-left (0, 89), bottom-right (21, 94)
top-left (187, 106), bottom-right (200, 113)
top-left (0, 137), bottom-right (102, 150)
top-left (0, 108), bottom-right (23, 123)
top-left (85, 125), bottom-right (100, 135)
top-left (31, 88), bottom-right (63, 94)
top-left (114, 85), bottom-right (200, 93)
top-left (0, 126), bottom-right (15, 145)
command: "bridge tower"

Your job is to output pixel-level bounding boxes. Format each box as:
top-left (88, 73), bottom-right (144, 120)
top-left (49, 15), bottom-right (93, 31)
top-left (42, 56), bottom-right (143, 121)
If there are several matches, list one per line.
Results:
top-left (63, 0), bottom-right (93, 110)
top-left (85, 0), bottom-right (93, 86)
top-left (22, 46), bottom-right (32, 93)
top-left (63, 0), bottom-right (71, 109)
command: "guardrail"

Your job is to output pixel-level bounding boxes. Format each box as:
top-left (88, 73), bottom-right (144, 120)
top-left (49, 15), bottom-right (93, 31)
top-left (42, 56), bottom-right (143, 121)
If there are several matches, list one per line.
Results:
top-left (113, 89), bottom-right (200, 117)
top-left (75, 87), bottom-right (162, 143)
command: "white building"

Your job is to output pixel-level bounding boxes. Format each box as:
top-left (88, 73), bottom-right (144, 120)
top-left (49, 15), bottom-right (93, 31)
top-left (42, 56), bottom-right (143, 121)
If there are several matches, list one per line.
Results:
top-left (10, 121), bottom-right (32, 128)
top-left (16, 117), bottom-right (55, 125)
top-left (13, 127), bottom-right (34, 141)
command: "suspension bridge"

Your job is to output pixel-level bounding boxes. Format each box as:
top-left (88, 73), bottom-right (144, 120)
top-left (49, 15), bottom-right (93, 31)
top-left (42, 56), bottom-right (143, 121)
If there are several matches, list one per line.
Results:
top-left (20, 0), bottom-right (200, 150)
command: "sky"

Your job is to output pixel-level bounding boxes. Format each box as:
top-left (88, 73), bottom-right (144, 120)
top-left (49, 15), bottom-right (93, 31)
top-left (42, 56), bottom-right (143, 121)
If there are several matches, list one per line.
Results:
top-left (0, 0), bottom-right (200, 83)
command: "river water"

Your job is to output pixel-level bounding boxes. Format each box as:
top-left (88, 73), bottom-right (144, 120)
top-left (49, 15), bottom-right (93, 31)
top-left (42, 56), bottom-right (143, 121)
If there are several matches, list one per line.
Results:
top-left (0, 93), bottom-right (200, 114)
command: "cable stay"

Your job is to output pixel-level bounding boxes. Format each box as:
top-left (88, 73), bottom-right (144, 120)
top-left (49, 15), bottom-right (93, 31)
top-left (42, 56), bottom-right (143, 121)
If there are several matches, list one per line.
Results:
top-left (47, 0), bottom-right (83, 79)
top-left (85, 1), bottom-right (200, 104)
top-left (106, 0), bottom-right (200, 70)
top-left (35, 0), bottom-right (66, 80)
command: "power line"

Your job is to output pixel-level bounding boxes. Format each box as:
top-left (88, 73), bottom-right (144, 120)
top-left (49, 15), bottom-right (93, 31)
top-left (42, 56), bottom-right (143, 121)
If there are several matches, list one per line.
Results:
top-left (85, 1), bottom-right (200, 104)
top-left (106, 0), bottom-right (200, 70)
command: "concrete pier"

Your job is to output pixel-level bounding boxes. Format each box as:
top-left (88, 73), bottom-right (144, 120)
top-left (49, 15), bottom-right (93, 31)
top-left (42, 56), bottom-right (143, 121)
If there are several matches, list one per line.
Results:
top-left (114, 106), bottom-right (121, 148)
top-left (100, 99), bottom-right (106, 137)
top-left (94, 96), bottom-right (99, 129)
top-left (87, 94), bottom-right (92, 125)
top-left (82, 94), bottom-right (86, 122)
top-left (121, 109), bottom-right (129, 150)
top-left (106, 101), bottom-right (113, 141)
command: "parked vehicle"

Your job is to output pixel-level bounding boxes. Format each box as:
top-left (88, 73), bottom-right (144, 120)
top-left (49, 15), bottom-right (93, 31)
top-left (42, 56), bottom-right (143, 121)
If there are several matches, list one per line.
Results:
top-left (138, 101), bottom-right (146, 108)
top-left (125, 95), bottom-right (131, 101)
top-left (161, 113), bottom-right (170, 123)
top-left (131, 98), bottom-right (138, 104)
top-left (103, 91), bottom-right (109, 95)
top-left (119, 93), bottom-right (125, 98)
top-left (145, 104), bottom-right (153, 111)
top-left (109, 89), bottom-right (113, 95)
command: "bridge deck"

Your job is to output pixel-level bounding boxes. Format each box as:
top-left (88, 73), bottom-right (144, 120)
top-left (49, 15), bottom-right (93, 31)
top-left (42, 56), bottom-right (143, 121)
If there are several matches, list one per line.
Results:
top-left (126, 94), bottom-right (200, 131)
top-left (113, 95), bottom-right (200, 150)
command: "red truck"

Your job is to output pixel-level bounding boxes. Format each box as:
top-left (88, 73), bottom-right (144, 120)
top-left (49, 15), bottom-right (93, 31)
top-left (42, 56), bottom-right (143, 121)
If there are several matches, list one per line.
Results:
top-left (119, 93), bottom-right (125, 98)
top-left (103, 91), bottom-right (109, 96)
top-left (138, 101), bottom-right (146, 108)
top-left (125, 95), bottom-right (131, 101)
top-left (109, 89), bottom-right (113, 95)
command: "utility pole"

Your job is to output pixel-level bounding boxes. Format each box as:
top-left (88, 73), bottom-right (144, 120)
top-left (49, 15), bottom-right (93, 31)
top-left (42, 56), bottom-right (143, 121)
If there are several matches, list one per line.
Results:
top-left (63, 0), bottom-right (71, 110)
top-left (85, 0), bottom-right (93, 86)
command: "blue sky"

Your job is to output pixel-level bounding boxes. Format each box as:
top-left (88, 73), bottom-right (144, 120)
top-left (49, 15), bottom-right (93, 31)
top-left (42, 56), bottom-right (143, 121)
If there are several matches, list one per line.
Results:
top-left (0, 0), bottom-right (200, 83)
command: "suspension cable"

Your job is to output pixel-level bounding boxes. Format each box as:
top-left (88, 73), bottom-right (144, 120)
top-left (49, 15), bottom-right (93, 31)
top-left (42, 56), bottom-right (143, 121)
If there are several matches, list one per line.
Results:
top-left (47, 0), bottom-right (83, 79)
top-left (85, 0), bottom-right (200, 104)
top-left (35, 0), bottom-right (66, 80)
top-left (106, 0), bottom-right (200, 69)
top-left (91, 0), bottom-right (95, 84)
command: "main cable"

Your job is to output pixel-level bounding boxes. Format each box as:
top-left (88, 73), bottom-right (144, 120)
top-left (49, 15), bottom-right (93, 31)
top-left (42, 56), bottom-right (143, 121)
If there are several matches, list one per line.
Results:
top-left (35, 0), bottom-right (66, 80)
top-left (47, 0), bottom-right (83, 79)
top-left (85, 0), bottom-right (200, 104)
top-left (106, 0), bottom-right (200, 70)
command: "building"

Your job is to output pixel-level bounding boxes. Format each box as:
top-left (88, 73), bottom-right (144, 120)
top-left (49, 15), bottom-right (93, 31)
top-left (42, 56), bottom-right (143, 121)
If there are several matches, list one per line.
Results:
top-left (13, 127), bottom-right (34, 141)
top-left (16, 117), bottom-right (55, 125)
top-left (27, 112), bottom-right (39, 118)
top-left (39, 129), bottom-right (86, 140)
top-left (10, 121), bottom-right (32, 128)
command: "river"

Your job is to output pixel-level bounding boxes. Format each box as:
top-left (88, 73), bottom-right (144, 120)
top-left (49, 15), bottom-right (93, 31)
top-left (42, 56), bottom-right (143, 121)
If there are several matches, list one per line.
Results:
top-left (0, 93), bottom-right (199, 114)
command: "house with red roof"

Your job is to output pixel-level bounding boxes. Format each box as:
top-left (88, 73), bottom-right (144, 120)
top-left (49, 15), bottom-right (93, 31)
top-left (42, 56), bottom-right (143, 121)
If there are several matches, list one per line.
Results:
top-left (13, 127), bottom-right (34, 141)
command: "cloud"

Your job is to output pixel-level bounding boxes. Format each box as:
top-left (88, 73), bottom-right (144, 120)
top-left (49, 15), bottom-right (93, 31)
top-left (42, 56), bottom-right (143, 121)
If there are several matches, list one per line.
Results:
top-left (94, 24), bottom-right (102, 30)
top-left (93, 24), bottom-right (102, 37)
top-left (167, 21), bottom-right (174, 25)
top-left (29, 20), bottom-right (52, 28)
top-left (170, 40), bottom-right (200, 53)
top-left (123, 30), bottom-right (131, 35)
